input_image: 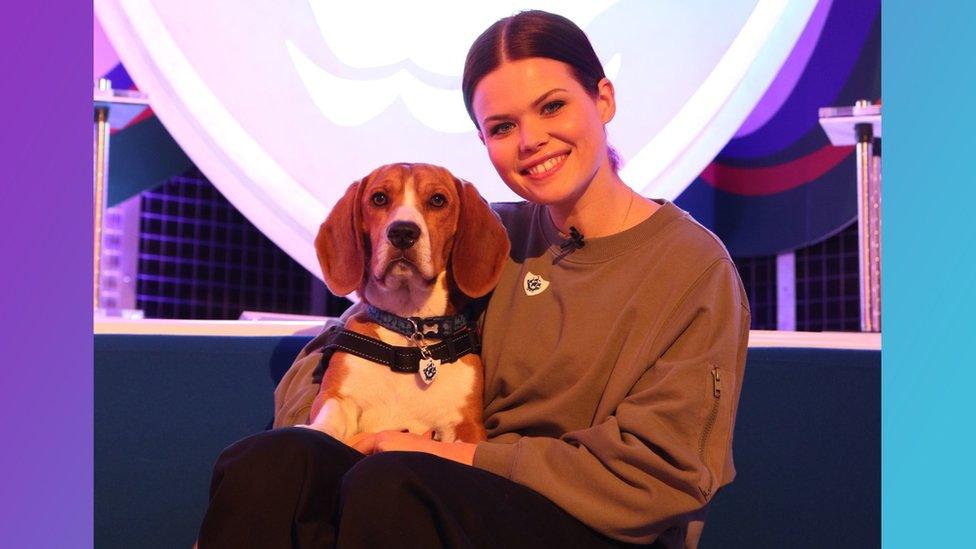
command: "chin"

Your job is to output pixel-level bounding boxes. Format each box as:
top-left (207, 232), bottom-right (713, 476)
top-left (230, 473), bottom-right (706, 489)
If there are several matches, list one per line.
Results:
top-left (371, 261), bottom-right (423, 289)
top-left (508, 174), bottom-right (591, 209)
top-left (519, 185), bottom-right (584, 210)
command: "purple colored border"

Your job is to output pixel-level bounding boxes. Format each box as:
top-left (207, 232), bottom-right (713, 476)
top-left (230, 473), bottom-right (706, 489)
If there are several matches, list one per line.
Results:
top-left (0, 3), bottom-right (92, 546)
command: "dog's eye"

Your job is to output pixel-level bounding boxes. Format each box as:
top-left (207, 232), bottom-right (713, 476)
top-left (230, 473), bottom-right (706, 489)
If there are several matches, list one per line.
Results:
top-left (429, 194), bottom-right (447, 208)
top-left (371, 192), bottom-right (388, 207)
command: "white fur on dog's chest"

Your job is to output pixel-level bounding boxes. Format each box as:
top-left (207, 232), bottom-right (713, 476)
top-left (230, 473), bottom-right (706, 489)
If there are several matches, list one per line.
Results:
top-left (339, 327), bottom-right (476, 436)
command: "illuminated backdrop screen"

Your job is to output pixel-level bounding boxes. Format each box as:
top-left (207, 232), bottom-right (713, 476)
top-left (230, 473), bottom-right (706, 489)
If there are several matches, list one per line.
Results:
top-left (95, 0), bottom-right (815, 284)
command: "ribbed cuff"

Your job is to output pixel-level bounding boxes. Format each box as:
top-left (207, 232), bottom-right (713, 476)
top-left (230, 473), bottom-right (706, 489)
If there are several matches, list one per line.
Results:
top-left (472, 440), bottom-right (518, 478)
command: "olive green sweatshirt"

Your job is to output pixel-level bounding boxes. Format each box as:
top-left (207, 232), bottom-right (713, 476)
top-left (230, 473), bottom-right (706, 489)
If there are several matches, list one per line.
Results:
top-left (474, 200), bottom-right (750, 547)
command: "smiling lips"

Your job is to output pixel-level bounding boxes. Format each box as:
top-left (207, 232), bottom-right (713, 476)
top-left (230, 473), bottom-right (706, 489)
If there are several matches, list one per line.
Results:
top-left (522, 153), bottom-right (569, 179)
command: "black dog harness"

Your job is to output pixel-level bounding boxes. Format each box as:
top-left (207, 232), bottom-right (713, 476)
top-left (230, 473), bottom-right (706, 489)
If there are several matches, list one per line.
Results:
top-left (311, 311), bottom-right (481, 385)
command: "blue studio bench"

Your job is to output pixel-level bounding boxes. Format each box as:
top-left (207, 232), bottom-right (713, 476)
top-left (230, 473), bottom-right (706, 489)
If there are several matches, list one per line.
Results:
top-left (94, 328), bottom-right (879, 548)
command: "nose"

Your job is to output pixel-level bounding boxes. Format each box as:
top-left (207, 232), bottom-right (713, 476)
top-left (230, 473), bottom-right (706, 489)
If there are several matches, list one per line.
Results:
top-left (519, 121), bottom-right (548, 154)
top-left (387, 221), bottom-right (421, 250)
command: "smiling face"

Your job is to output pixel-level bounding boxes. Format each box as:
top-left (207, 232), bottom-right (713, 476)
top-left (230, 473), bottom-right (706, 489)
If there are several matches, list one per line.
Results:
top-left (472, 57), bottom-right (616, 212)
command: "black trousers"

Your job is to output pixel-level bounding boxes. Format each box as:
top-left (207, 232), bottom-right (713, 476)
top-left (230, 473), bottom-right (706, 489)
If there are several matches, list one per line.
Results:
top-left (198, 427), bottom-right (646, 548)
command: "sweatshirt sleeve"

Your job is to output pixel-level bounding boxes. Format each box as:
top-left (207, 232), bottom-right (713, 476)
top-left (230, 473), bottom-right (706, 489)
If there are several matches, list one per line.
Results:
top-left (473, 259), bottom-right (750, 544)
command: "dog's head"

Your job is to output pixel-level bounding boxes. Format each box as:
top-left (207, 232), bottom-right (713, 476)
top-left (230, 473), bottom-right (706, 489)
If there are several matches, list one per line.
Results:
top-left (315, 163), bottom-right (509, 307)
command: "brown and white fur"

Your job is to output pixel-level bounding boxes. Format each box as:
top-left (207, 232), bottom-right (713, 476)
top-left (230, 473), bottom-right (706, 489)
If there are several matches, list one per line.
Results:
top-left (302, 163), bottom-right (509, 444)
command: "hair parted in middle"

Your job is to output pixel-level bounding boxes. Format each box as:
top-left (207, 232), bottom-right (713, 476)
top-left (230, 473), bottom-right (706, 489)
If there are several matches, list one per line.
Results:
top-left (461, 10), bottom-right (621, 171)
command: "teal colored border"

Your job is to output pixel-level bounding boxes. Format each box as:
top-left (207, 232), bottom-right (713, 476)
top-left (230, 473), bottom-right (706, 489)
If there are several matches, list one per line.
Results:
top-left (883, 2), bottom-right (976, 547)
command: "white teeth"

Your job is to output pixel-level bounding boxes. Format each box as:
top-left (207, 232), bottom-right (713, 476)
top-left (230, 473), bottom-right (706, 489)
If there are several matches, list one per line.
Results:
top-left (527, 154), bottom-right (566, 175)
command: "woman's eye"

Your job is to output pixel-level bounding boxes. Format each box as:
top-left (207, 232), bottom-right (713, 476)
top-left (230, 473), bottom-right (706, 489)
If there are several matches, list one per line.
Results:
top-left (429, 194), bottom-right (447, 208)
top-left (490, 122), bottom-right (514, 136)
top-left (371, 192), bottom-right (388, 206)
top-left (542, 100), bottom-right (565, 115)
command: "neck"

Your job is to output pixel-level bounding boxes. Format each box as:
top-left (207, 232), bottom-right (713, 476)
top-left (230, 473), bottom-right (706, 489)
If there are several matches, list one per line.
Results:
top-left (547, 171), bottom-right (653, 239)
top-left (362, 271), bottom-right (455, 318)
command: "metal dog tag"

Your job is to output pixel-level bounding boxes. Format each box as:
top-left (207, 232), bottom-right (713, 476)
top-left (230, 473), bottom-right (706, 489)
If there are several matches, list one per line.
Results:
top-left (420, 358), bottom-right (440, 385)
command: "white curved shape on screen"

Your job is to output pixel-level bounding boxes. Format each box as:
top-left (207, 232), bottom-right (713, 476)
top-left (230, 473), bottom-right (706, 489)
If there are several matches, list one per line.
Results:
top-left (289, 2), bottom-right (623, 133)
top-left (96, 0), bottom-right (327, 278)
top-left (306, 0), bottom-right (620, 76)
top-left (287, 40), bottom-right (471, 133)
top-left (621, 0), bottom-right (818, 199)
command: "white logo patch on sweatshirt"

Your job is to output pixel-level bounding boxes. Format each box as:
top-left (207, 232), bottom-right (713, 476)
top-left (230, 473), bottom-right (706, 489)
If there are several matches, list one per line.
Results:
top-left (523, 272), bottom-right (550, 296)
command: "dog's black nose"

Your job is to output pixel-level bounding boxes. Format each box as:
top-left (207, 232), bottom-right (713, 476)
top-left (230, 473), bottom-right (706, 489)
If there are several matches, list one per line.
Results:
top-left (387, 221), bottom-right (421, 250)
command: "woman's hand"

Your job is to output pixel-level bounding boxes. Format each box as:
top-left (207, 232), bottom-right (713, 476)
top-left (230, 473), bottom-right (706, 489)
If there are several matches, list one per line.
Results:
top-left (349, 430), bottom-right (477, 466)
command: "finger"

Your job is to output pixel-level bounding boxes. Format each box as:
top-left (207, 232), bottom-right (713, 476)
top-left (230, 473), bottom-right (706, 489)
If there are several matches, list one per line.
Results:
top-left (373, 430), bottom-right (396, 452)
top-left (350, 434), bottom-right (374, 454)
top-left (373, 430), bottom-right (417, 453)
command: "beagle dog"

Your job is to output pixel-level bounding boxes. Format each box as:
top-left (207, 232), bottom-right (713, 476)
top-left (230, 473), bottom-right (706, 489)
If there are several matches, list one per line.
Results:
top-left (303, 163), bottom-right (509, 444)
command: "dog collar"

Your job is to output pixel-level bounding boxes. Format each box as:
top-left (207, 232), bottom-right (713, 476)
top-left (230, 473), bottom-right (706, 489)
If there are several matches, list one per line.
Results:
top-left (311, 325), bottom-right (482, 384)
top-left (365, 305), bottom-right (470, 340)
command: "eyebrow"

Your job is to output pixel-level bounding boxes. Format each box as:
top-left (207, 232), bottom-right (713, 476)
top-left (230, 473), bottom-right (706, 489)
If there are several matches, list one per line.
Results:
top-left (480, 88), bottom-right (567, 127)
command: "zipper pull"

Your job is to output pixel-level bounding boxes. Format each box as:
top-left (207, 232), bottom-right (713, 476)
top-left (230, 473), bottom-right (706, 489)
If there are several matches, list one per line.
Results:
top-left (712, 369), bottom-right (722, 398)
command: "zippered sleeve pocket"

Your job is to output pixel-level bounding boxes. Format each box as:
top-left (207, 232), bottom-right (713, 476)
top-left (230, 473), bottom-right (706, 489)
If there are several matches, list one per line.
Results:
top-left (698, 364), bottom-right (734, 498)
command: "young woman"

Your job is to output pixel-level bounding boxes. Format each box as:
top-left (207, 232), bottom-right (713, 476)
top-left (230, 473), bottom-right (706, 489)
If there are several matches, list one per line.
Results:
top-left (199, 10), bottom-right (749, 549)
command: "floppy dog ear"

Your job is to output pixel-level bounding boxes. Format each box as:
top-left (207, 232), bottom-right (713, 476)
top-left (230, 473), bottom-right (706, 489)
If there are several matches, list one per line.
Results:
top-left (315, 180), bottom-right (366, 296)
top-left (451, 178), bottom-right (510, 298)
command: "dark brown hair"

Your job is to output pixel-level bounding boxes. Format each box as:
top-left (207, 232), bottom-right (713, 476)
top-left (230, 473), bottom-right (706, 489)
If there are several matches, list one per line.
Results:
top-left (461, 10), bottom-right (621, 170)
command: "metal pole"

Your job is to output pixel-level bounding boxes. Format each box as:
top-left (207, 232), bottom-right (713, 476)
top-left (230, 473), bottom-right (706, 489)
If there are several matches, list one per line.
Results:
top-left (94, 78), bottom-right (112, 312)
top-left (854, 99), bottom-right (879, 332)
top-left (869, 138), bottom-right (882, 330)
top-left (776, 251), bottom-right (796, 331)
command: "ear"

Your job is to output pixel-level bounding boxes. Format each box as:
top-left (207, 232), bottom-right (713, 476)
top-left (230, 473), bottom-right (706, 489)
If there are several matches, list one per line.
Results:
top-left (451, 178), bottom-right (510, 298)
top-left (596, 77), bottom-right (616, 124)
top-left (314, 179), bottom-right (366, 296)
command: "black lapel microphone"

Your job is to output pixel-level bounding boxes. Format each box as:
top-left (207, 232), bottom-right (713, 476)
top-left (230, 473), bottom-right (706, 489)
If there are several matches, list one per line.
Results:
top-left (560, 226), bottom-right (586, 251)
